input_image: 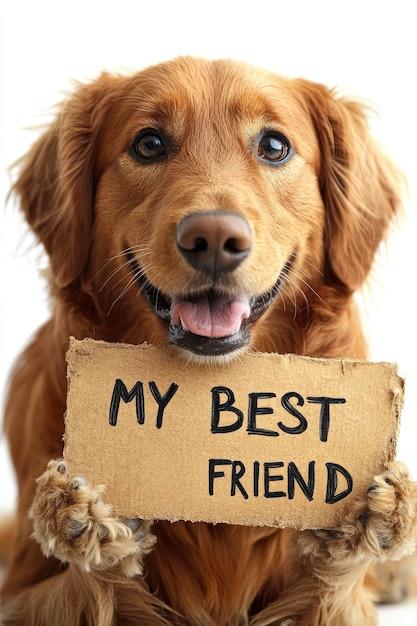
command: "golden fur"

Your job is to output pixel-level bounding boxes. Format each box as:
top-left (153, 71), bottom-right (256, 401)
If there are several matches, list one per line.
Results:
top-left (1, 56), bottom-right (417, 625)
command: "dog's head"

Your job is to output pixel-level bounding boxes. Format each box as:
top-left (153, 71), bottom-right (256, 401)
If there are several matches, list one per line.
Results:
top-left (13, 57), bottom-right (402, 361)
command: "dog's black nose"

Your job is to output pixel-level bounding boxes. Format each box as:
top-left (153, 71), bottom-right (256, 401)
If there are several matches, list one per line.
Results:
top-left (176, 211), bottom-right (252, 276)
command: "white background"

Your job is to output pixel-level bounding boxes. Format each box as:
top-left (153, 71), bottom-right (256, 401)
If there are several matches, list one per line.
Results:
top-left (1, 1), bottom-right (416, 623)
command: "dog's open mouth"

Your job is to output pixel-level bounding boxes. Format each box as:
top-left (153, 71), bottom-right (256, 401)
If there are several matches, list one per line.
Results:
top-left (126, 252), bottom-right (293, 356)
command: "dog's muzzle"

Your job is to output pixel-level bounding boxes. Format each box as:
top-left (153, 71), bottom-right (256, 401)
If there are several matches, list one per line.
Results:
top-left (127, 211), bottom-right (293, 357)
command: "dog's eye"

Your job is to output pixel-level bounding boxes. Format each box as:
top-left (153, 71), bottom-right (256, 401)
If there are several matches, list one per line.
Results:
top-left (256, 132), bottom-right (292, 165)
top-left (129, 129), bottom-right (167, 162)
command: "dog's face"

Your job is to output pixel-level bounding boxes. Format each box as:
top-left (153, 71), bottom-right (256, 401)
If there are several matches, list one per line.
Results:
top-left (15, 57), bottom-right (400, 361)
top-left (91, 59), bottom-right (325, 359)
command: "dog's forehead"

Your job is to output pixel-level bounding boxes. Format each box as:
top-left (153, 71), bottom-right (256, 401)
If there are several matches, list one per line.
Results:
top-left (122, 58), bottom-right (312, 133)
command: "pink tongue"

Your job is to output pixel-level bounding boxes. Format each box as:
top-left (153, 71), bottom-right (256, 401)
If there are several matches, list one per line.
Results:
top-left (171, 294), bottom-right (251, 338)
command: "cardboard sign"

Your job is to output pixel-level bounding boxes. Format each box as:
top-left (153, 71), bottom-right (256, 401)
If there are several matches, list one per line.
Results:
top-left (64, 338), bottom-right (403, 530)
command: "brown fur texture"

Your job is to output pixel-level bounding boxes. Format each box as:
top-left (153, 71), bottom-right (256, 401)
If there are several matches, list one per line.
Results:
top-left (1, 57), bottom-right (417, 625)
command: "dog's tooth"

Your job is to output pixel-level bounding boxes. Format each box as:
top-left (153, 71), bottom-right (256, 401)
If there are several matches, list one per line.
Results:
top-left (179, 314), bottom-right (189, 332)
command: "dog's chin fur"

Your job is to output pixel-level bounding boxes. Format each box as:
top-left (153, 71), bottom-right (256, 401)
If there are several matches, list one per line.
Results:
top-left (2, 56), bottom-right (417, 626)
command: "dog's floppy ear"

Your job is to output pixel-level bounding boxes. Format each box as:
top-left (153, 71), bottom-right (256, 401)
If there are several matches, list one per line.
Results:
top-left (12, 74), bottom-right (118, 287)
top-left (295, 80), bottom-right (403, 290)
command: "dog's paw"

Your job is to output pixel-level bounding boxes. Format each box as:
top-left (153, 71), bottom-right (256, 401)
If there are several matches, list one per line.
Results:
top-left (362, 461), bottom-right (417, 560)
top-left (302, 462), bottom-right (417, 565)
top-left (29, 459), bottom-right (156, 575)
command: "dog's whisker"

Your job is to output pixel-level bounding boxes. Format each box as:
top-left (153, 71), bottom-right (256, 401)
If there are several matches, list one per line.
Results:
top-left (277, 264), bottom-right (314, 318)
top-left (106, 275), bottom-right (139, 317)
top-left (92, 247), bottom-right (139, 282)
top-left (301, 257), bottom-right (324, 278)
top-left (277, 290), bottom-right (287, 312)
top-left (105, 256), bottom-right (151, 315)
top-left (98, 247), bottom-right (154, 295)
top-left (94, 253), bottom-right (133, 292)
top-left (286, 278), bottom-right (310, 318)
top-left (289, 284), bottom-right (299, 319)
top-left (289, 268), bottom-right (324, 304)
top-left (280, 284), bottom-right (296, 310)
top-left (109, 270), bottom-right (156, 314)
top-left (99, 260), bottom-right (133, 293)
top-left (286, 276), bottom-right (310, 307)
top-left (90, 257), bottom-right (121, 286)
top-left (113, 260), bottom-right (162, 315)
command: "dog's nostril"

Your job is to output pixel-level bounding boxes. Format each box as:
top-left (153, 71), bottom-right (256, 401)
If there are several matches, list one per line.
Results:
top-left (193, 237), bottom-right (208, 252)
top-left (225, 238), bottom-right (243, 253)
top-left (176, 211), bottom-right (252, 275)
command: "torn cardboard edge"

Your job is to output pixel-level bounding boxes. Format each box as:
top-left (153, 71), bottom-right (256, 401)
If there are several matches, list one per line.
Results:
top-left (64, 338), bottom-right (404, 530)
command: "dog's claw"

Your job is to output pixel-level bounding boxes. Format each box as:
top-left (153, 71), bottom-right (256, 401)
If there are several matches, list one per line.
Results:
top-left (122, 517), bottom-right (143, 533)
top-left (56, 460), bottom-right (68, 474)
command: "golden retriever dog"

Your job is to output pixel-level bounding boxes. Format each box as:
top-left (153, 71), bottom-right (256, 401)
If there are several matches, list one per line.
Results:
top-left (1, 56), bottom-right (417, 625)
